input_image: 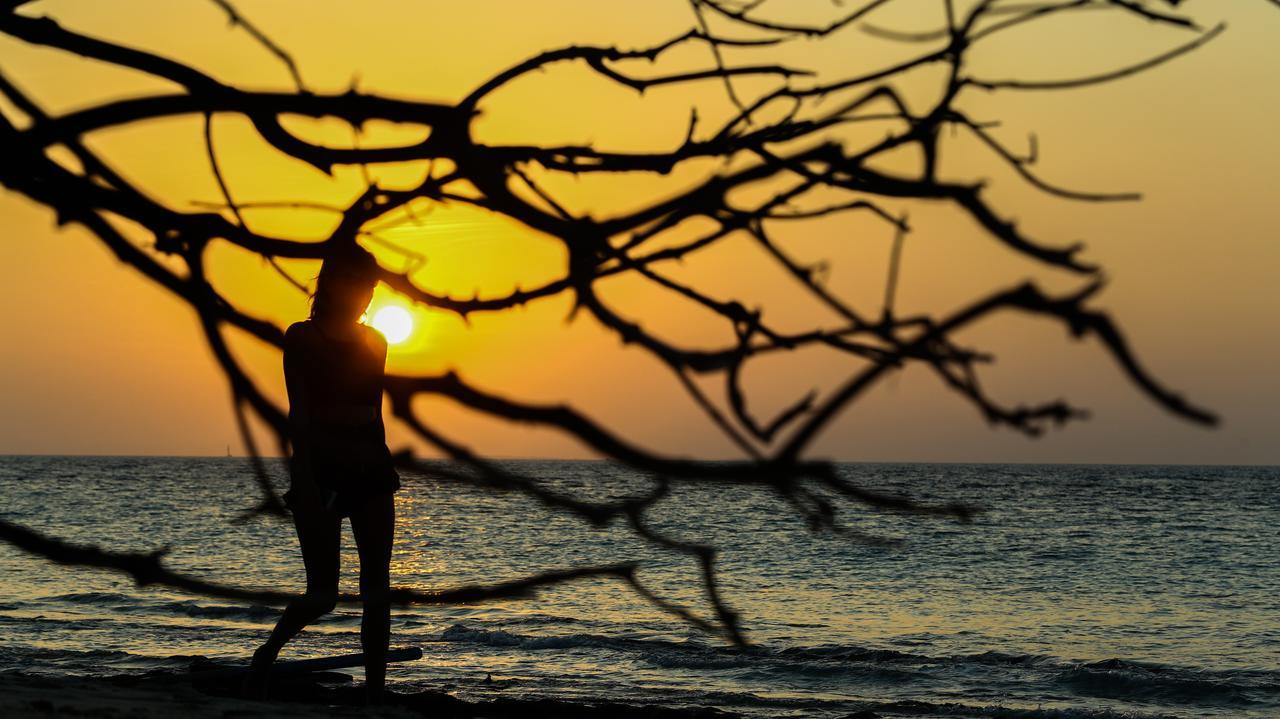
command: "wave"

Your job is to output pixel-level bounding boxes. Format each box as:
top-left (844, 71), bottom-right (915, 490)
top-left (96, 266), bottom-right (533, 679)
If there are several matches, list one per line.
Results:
top-left (455, 681), bottom-right (1191, 719)
top-left (0, 646), bottom-right (133, 665)
top-left (438, 623), bottom-right (1280, 709)
top-left (862, 698), bottom-right (1187, 719)
top-left (436, 623), bottom-right (999, 676)
top-left (1059, 658), bottom-right (1279, 705)
top-left (0, 645), bottom-right (193, 677)
top-left (40, 592), bottom-right (282, 623)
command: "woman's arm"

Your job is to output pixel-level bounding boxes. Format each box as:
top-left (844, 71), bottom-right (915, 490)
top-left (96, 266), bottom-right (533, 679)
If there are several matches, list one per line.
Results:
top-left (282, 322), bottom-right (317, 490)
top-left (371, 328), bottom-right (396, 462)
top-left (373, 329), bottom-right (391, 434)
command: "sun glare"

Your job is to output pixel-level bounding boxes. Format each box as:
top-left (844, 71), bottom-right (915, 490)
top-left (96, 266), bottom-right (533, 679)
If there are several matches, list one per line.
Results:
top-left (370, 305), bottom-right (413, 344)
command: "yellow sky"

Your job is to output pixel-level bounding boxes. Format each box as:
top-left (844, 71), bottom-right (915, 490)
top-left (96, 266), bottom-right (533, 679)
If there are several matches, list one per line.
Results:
top-left (2, 1), bottom-right (1278, 463)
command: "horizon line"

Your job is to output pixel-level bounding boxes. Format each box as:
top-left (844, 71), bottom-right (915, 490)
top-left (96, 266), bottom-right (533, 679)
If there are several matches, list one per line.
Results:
top-left (0, 452), bottom-right (1276, 468)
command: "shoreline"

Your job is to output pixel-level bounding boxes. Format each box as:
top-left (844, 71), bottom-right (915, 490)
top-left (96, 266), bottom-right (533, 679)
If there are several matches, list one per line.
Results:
top-left (4, 453), bottom-right (1277, 469)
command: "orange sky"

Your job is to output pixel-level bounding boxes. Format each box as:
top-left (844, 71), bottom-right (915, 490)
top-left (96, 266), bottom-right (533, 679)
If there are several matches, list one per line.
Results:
top-left (2, 1), bottom-right (1278, 464)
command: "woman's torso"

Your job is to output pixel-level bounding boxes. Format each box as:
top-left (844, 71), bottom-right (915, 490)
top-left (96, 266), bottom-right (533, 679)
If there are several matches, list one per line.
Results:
top-left (286, 320), bottom-right (400, 502)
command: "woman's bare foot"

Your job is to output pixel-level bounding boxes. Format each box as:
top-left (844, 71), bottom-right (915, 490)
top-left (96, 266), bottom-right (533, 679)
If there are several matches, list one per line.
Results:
top-left (242, 645), bottom-right (277, 699)
top-left (364, 683), bottom-right (386, 706)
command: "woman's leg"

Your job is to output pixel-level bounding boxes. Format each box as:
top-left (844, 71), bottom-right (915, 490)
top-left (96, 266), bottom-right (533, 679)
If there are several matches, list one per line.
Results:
top-left (350, 491), bottom-right (395, 698)
top-left (256, 504), bottom-right (342, 663)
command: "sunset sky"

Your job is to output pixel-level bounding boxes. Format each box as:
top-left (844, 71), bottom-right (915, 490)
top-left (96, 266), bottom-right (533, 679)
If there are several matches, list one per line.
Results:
top-left (1, 0), bottom-right (1277, 464)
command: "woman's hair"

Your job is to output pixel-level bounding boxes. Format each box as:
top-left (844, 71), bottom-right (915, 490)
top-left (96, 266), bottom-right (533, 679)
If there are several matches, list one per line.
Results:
top-left (308, 243), bottom-right (381, 320)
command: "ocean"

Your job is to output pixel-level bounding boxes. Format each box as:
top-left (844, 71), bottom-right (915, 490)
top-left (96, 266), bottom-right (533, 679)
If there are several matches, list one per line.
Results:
top-left (0, 456), bottom-right (1276, 718)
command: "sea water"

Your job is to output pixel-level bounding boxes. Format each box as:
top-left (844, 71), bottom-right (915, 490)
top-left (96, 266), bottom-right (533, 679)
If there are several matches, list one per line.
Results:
top-left (0, 456), bottom-right (1276, 718)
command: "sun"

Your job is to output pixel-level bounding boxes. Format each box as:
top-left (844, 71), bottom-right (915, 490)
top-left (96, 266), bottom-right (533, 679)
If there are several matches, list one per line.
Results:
top-left (370, 305), bottom-right (414, 344)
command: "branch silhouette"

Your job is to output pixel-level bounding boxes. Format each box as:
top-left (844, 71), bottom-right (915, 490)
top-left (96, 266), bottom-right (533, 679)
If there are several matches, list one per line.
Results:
top-left (0, 0), bottom-right (1237, 646)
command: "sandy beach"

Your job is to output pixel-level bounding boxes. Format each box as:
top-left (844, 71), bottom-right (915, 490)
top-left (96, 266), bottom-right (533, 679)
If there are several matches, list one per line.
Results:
top-left (0, 668), bottom-right (741, 719)
top-left (0, 671), bottom-right (412, 719)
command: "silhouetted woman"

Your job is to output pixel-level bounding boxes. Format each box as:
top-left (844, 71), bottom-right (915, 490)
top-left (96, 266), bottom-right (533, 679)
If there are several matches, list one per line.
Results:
top-left (250, 244), bottom-right (401, 701)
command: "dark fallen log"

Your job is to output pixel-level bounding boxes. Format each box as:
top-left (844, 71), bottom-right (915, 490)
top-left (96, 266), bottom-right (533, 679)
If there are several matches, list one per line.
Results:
top-left (187, 646), bottom-right (423, 680)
